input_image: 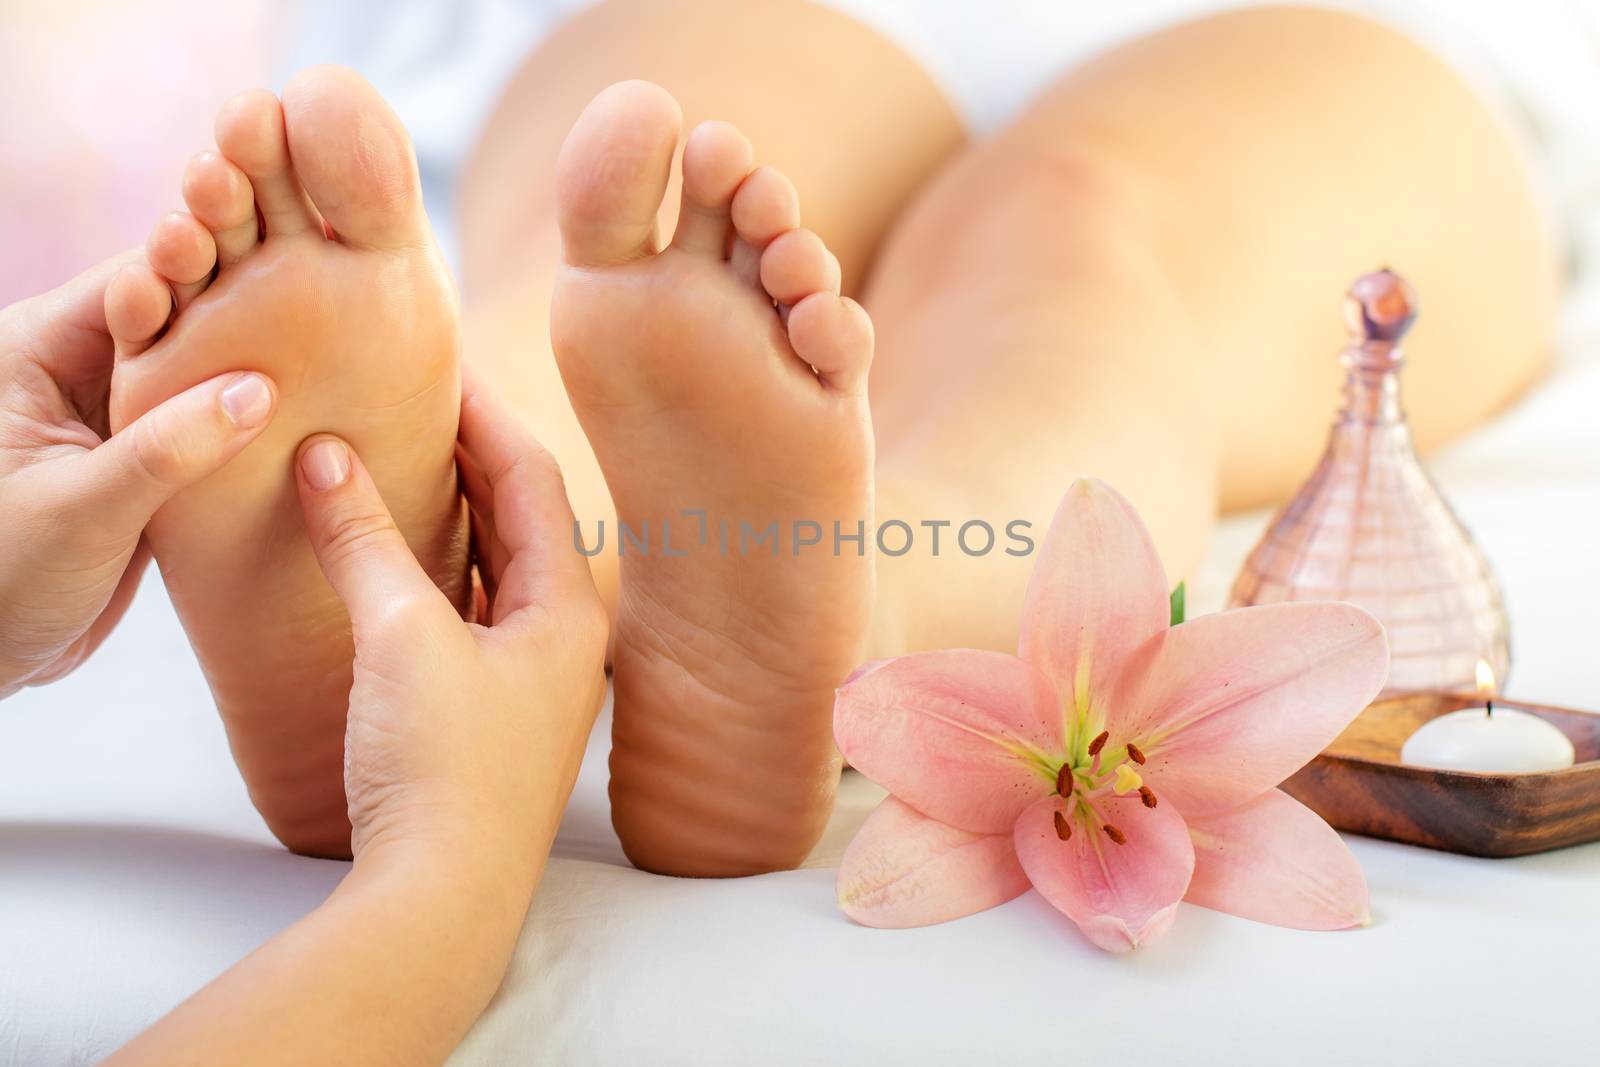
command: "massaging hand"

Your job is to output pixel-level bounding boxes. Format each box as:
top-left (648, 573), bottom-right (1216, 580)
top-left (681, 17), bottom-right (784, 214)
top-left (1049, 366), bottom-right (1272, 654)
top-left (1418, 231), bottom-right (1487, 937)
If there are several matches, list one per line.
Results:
top-left (294, 368), bottom-right (608, 874)
top-left (0, 254), bottom-right (276, 697)
top-left (110, 373), bottom-right (608, 1067)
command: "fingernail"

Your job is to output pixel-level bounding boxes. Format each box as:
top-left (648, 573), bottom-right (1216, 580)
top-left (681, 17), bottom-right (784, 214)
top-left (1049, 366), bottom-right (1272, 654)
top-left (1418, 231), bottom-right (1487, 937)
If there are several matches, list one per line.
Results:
top-left (301, 438), bottom-right (351, 490)
top-left (219, 373), bottom-right (273, 428)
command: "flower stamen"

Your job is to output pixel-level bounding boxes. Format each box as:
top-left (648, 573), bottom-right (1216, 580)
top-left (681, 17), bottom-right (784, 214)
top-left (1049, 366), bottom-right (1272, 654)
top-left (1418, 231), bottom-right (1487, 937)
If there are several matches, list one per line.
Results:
top-left (1138, 786), bottom-right (1158, 809)
top-left (1055, 763), bottom-right (1073, 798)
top-left (1103, 823), bottom-right (1127, 845)
top-left (1087, 731), bottom-right (1110, 756)
top-left (1126, 742), bottom-right (1146, 765)
top-left (1053, 809), bottom-right (1072, 841)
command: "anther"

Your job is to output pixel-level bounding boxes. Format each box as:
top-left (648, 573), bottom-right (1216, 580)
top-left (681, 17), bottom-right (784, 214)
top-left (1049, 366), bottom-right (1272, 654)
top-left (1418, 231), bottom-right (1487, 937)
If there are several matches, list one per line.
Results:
top-left (1126, 742), bottom-right (1146, 765)
top-left (1103, 823), bottom-right (1127, 845)
top-left (1087, 731), bottom-right (1109, 756)
top-left (1138, 786), bottom-right (1158, 809)
top-left (1053, 810), bottom-right (1072, 841)
top-left (1055, 764), bottom-right (1073, 797)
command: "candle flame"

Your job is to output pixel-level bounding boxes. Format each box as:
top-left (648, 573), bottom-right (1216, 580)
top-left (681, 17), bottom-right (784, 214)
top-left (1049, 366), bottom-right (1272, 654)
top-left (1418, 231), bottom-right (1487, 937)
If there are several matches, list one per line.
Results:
top-left (1475, 660), bottom-right (1497, 700)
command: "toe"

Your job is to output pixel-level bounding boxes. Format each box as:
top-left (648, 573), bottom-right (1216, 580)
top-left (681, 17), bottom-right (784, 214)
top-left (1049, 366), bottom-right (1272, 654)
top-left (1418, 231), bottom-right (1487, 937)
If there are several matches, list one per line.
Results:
top-left (280, 65), bottom-right (431, 250)
top-left (183, 151), bottom-right (259, 267)
top-left (672, 120), bottom-right (752, 256)
top-left (215, 88), bottom-right (319, 237)
top-left (555, 80), bottom-right (682, 267)
top-left (730, 165), bottom-right (801, 285)
top-left (759, 228), bottom-right (841, 306)
top-left (786, 293), bottom-right (874, 394)
top-left (146, 212), bottom-right (217, 310)
top-left (731, 166), bottom-right (801, 246)
top-left (104, 263), bottom-right (173, 357)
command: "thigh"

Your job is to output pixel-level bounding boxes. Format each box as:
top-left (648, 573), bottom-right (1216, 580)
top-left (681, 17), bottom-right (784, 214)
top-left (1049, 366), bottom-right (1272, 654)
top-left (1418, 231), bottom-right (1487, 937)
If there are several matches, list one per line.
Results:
top-left (457, 0), bottom-right (966, 300)
top-left (865, 5), bottom-right (1558, 515)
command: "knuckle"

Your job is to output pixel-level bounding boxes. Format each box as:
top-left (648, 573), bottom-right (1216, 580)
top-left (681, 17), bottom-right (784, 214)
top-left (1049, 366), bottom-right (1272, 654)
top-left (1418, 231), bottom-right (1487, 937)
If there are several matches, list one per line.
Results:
top-left (493, 439), bottom-right (561, 490)
top-left (508, 445), bottom-right (569, 505)
top-left (127, 415), bottom-right (191, 491)
top-left (525, 444), bottom-right (566, 489)
top-left (319, 509), bottom-right (402, 564)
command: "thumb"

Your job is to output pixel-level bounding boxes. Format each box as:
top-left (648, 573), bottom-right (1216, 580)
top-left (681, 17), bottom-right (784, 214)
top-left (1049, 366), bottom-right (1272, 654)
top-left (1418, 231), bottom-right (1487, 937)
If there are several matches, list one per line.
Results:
top-left (77, 371), bottom-right (277, 534)
top-left (294, 435), bottom-right (447, 628)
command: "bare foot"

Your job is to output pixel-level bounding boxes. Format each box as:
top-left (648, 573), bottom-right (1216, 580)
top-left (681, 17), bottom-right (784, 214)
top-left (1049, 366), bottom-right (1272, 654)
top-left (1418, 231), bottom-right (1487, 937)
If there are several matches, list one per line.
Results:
top-left (551, 82), bottom-right (876, 876)
top-left (105, 67), bottom-right (466, 858)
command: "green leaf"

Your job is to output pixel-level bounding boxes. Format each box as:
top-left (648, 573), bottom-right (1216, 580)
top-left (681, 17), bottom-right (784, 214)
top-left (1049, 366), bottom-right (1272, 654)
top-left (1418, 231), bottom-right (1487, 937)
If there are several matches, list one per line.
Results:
top-left (1169, 582), bottom-right (1186, 627)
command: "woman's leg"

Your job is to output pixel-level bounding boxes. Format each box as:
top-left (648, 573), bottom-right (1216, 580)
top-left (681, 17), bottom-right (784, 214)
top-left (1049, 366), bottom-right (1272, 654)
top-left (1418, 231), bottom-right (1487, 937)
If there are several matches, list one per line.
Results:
top-left (455, 0), bottom-right (963, 874)
top-left (457, 0), bottom-right (964, 611)
top-left (864, 5), bottom-right (1557, 656)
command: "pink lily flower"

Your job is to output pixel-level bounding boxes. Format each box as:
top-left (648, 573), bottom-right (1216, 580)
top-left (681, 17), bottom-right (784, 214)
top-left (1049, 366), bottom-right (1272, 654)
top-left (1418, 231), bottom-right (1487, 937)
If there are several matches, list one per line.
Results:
top-left (834, 480), bottom-right (1389, 952)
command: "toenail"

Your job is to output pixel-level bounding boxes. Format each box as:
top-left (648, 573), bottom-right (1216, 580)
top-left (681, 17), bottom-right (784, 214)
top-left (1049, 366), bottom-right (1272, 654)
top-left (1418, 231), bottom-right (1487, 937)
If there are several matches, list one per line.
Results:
top-left (219, 372), bottom-right (274, 428)
top-left (301, 438), bottom-right (351, 491)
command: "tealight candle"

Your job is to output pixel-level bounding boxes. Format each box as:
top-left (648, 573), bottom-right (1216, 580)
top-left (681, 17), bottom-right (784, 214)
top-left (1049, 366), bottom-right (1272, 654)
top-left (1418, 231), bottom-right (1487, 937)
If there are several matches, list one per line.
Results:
top-left (1400, 662), bottom-right (1576, 774)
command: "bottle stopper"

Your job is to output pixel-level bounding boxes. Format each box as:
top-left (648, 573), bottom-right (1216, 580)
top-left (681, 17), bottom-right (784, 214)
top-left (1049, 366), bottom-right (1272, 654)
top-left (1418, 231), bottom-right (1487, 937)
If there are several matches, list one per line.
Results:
top-left (1342, 267), bottom-right (1417, 349)
top-left (1344, 267), bottom-right (1420, 371)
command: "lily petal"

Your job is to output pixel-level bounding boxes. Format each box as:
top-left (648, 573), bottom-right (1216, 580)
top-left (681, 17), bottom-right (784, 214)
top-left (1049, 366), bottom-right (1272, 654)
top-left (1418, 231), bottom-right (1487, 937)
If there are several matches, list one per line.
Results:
top-left (1115, 602), bottom-right (1389, 816)
top-left (838, 796), bottom-right (1031, 928)
top-left (1013, 793), bottom-right (1194, 952)
top-left (1018, 480), bottom-right (1170, 731)
top-left (834, 650), bottom-right (1061, 833)
top-left (1186, 789), bottom-right (1370, 930)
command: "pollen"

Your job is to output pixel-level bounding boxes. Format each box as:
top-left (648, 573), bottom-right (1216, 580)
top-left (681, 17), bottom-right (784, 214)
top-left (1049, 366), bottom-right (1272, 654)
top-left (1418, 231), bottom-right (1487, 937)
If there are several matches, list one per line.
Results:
top-left (1087, 731), bottom-right (1110, 756)
top-left (1112, 762), bottom-right (1144, 795)
top-left (1103, 823), bottom-right (1127, 845)
top-left (1126, 742), bottom-right (1146, 765)
top-left (1055, 764), bottom-right (1074, 797)
top-left (1138, 786), bottom-right (1158, 809)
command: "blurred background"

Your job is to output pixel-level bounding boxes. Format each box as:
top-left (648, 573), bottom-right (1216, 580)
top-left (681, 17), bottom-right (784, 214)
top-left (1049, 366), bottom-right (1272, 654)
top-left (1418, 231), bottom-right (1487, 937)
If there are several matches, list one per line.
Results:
top-left (4, 0), bottom-right (1597, 311)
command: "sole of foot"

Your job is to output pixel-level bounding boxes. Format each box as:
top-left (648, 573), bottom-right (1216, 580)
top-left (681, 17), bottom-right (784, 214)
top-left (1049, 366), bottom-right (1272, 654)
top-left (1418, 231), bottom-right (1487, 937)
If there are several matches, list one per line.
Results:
top-left (105, 66), bottom-right (467, 859)
top-left (551, 81), bottom-right (876, 876)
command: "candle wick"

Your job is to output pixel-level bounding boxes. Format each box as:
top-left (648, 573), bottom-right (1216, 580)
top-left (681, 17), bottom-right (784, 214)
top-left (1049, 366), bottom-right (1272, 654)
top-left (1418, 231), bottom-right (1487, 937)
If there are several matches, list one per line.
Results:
top-left (1486, 698), bottom-right (1494, 718)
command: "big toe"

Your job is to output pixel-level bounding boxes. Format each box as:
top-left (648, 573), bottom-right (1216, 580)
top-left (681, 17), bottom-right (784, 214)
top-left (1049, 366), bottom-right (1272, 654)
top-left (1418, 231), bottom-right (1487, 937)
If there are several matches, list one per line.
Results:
top-left (281, 65), bottom-right (429, 250)
top-left (555, 80), bottom-right (682, 267)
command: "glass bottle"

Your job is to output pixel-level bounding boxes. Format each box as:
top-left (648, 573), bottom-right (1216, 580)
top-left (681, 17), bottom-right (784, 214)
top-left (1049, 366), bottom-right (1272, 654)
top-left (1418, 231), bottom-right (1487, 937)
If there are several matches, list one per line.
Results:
top-left (1227, 269), bottom-right (1510, 696)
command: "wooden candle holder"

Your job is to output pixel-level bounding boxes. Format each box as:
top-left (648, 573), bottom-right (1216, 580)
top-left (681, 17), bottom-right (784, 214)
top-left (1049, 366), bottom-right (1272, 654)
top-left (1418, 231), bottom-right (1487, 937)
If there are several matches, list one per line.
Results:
top-left (1281, 693), bottom-right (1600, 857)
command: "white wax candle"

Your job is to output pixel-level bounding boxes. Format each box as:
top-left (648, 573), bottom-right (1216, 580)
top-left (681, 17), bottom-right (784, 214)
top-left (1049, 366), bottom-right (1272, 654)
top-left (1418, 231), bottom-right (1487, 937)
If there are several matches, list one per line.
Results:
top-left (1400, 706), bottom-right (1576, 774)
